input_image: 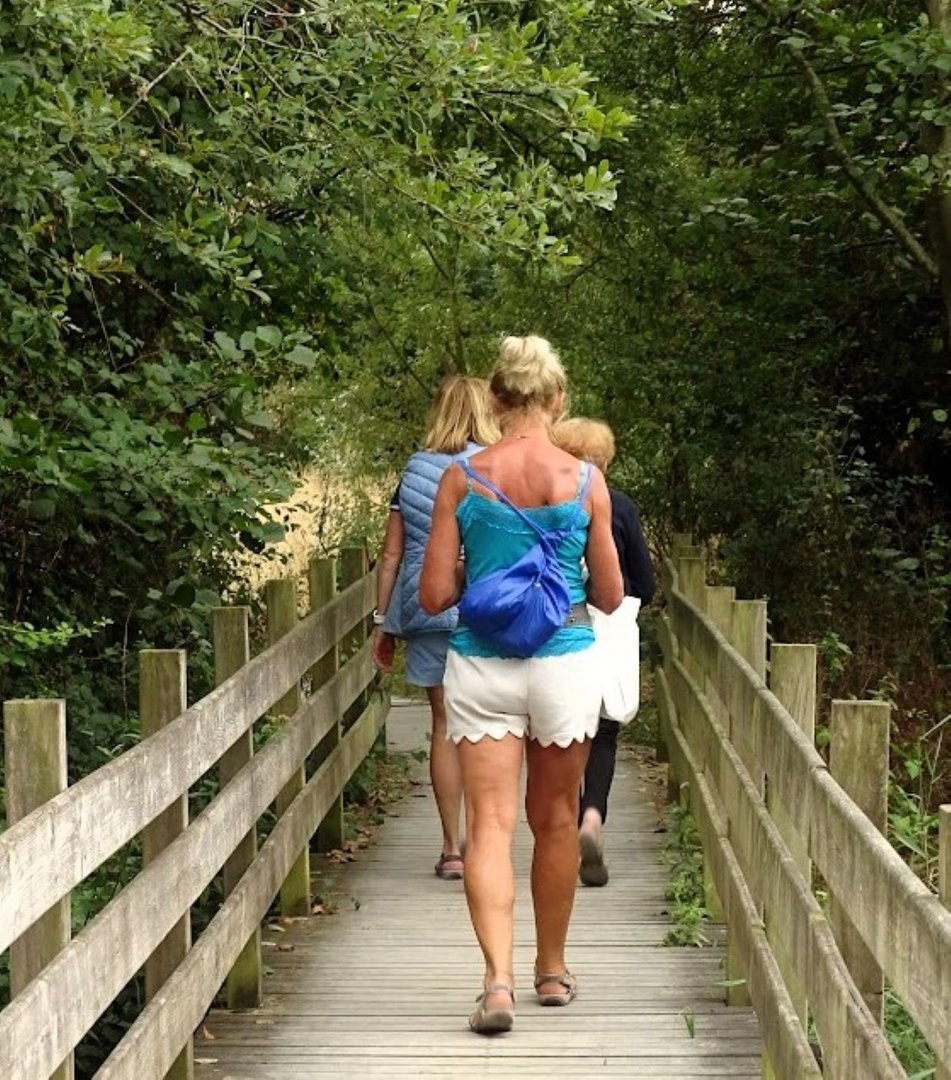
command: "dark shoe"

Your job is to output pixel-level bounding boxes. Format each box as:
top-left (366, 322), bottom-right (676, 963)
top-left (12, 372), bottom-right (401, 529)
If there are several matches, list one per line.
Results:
top-left (435, 852), bottom-right (464, 880)
top-left (579, 830), bottom-right (608, 887)
top-left (533, 970), bottom-right (578, 1006)
top-left (469, 982), bottom-right (515, 1034)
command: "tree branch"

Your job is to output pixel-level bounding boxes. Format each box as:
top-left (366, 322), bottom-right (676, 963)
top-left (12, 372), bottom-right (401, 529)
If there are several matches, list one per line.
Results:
top-left (746, 0), bottom-right (940, 280)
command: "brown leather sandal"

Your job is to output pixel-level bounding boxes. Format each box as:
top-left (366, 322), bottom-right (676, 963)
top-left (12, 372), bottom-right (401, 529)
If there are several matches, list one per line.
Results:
top-left (534, 970), bottom-right (578, 1006)
top-left (434, 853), bottom-right (464, 880)
top-left (469, 981), bottom-right (515, 1034)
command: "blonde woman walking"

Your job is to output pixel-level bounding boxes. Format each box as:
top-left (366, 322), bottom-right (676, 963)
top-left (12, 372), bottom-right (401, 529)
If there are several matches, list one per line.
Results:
top-left (420, 336), bottom-right (623, 1033)
top-left (373, 376), bottom-right (499, 879)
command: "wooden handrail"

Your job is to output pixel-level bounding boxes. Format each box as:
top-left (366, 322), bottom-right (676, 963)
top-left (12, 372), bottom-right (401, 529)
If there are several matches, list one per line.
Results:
top-left (659, 554), bottom-right (951, 1077)
top-left (0, 573), bottom-right (373, 955)
top-left (0, 559), bottom-right (381, 1080)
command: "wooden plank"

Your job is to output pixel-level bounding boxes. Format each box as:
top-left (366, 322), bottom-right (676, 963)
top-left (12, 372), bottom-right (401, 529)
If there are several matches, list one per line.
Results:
top-left (3, 699), bottom-right (73, 1080)
top-left (0, 572), bottom-right (375, 955)
top-left (0, 643), bottom-right (375, 1080)
top-left (190, 704), bottom-right (762, 1079)
top-left (99, 692), bottom-right (389, 1080)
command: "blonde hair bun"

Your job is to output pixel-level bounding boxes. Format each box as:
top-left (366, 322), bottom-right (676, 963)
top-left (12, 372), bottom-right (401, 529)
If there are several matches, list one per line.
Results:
top-left (491, 335), bottom-right (567, 412)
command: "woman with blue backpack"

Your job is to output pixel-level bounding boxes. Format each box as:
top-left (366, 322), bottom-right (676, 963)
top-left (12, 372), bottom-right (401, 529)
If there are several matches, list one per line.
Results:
top-left (372, 375), bottom-right (499, 881)
top-left (420, 335), bottom-right (623, 1035)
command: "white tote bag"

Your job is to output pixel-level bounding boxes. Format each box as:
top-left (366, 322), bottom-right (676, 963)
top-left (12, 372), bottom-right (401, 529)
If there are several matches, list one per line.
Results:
top-left (588, 596), bottom-right (641, 724)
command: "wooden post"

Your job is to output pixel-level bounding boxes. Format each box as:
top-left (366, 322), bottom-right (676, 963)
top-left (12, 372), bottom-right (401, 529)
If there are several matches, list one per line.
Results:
top-left (732, 599), bottom-right (767, 681)
top-left (140, 650), bottom-right (193, 1080)
top-left (4, 699), bottom-right (74, 1080)
top-left (671, 531), bottom-right (694, 556)
top-left (213, 606), bottom-right (261, 1008)
top-left (703, 585), bottom-right (735, 728)
top-left (937, 805), bottom-right (950, 1080)
top-left (339, 544), bottom-right (369, 722)
top-left (309, 555), bottom-right (343, 853)
top-left (676, 556), bottom-right (706, 611)
top-left (731, 598), bottom-right (768, 780)
top-left (676, 557), bottom-right (706, 691)
top-left (722, 599), bottom-right (766, 1010)
top-left (763, 644), bottom-right (817, 1077)
top-left (828, 699), bottom-right (890, 1024)
top-left (705, 585), bottom-right (735, 637)
top-left (266, 577), bottom-right (309, 917)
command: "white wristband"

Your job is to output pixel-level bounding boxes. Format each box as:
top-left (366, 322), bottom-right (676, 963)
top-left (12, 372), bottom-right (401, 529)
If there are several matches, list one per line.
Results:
top-left (372, 609), bottom-right (387, 626)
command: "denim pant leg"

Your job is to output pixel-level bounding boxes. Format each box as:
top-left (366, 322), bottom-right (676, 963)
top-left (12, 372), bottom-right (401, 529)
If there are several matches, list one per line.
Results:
top-left (580, 718), bottom-right (621, 824)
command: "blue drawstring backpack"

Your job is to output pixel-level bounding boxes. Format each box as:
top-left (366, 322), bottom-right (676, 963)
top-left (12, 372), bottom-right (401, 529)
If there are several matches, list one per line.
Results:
top-left (457, 461), bottom-right (594, 657)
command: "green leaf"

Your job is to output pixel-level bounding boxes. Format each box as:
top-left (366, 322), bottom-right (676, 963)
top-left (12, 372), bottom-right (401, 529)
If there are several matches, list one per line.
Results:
top-left (255, 325), bottom-right (283, 348)
top-left (286, 344), bottom-right (317, 369)
top-left (213, 332), bottom-right (242, 361)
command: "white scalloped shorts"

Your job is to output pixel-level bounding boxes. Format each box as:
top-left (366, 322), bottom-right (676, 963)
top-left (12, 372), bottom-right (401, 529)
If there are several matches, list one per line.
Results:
top-left (443, 647), bottom-right (602, 747)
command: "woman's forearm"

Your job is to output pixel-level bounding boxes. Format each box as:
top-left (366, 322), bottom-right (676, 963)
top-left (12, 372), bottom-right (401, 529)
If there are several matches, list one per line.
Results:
top-left (376, 510), bottom-right (404, 616)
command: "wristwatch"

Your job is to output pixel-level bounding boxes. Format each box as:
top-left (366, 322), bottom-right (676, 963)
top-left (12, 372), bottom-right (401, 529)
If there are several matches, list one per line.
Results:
top-left (372, 609), bottom-right (387, 626)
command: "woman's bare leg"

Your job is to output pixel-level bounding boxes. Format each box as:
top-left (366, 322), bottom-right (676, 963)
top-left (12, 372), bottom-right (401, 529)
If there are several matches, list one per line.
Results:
top-left (457, 733), bottom-right (524, 1007)
top-left (525, 737), bottom-right (590, 993)
top-left (426, 686), bottom-right (463, 856)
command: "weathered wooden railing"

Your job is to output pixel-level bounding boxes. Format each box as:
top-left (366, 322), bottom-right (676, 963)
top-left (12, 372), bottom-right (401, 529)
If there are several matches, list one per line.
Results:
top-left (655, 538), bottom-right (951, 1079)
top-left (0, 545), bottom-right (384, 1080)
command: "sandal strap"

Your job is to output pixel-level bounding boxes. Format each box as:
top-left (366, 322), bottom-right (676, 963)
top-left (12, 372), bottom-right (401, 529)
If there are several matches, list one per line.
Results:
top-left (533, 971), bottom-right (576, 991)
top-left (477, 981), bottom-right (516, 1003)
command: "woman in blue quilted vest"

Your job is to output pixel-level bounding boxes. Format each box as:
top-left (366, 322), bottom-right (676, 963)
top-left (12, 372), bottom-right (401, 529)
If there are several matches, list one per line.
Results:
top-left (372, 376), bottom-right (499, 881)
top-left (420, 336), bottom-right (623, 1035)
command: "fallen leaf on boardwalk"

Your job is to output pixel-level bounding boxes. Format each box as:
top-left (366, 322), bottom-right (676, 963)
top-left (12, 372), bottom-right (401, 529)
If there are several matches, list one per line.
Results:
top-left (262, 939), bottom-right (277, 949)
top-left (276, 943), bottom-right (295, 952)
top-left (269, 923), bottom-right (286, 933)
top-left (201, 1025), bottom-right (215, 1041)
top-left (312, 903), bottom-right (326, 915)
top-left (327, 848), bottom-right (355, 863)
top-left (195, 1059), bottom-right (218, 1066)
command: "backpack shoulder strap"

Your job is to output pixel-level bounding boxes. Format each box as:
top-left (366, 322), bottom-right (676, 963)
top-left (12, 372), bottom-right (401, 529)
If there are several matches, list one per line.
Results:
top-left (459, 460), bottom-right (548, 540)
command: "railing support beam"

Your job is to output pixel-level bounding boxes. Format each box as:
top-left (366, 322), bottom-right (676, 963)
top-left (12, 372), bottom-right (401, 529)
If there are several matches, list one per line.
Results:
top-left (310, 555), bottom-right (343, 852)
top-left (828, 699), bottom-right (890, 1025)
top-left (140, 649), bottom-right (193, 1080)
top-left (267, 577), bottom-right (310, 917)
top-left (214, 606), bottom-right (262, 1009)
top-left (4, 698), bottom-right (74, 1080)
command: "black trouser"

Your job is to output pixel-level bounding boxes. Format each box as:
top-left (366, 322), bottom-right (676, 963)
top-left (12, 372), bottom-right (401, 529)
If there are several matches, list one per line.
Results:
top-left (579, 718), bottom-right (621, 824)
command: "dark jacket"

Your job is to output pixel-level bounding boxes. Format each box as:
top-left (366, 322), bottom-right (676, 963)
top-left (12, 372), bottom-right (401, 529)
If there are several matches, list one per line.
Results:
top-left (610, 488), bottom-right (655, 604)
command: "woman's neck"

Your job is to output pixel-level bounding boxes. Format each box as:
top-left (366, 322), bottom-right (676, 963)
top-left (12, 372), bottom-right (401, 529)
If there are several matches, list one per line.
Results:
top-left (500, 410), bottom-right (553, 441)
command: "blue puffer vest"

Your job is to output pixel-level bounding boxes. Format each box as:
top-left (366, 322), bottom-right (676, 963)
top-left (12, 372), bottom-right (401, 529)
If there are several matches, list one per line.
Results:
top-left (383, 443), bottom-right (481, 637)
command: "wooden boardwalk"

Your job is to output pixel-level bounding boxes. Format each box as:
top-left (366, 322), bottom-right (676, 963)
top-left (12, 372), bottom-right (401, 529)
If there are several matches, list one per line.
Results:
top-left (196, 702), bottom-right (761, 1079)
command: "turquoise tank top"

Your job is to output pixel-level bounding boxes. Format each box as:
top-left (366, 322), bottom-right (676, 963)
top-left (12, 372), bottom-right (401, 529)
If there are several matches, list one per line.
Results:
top-left (450, 467), bottom-right (595, 659)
